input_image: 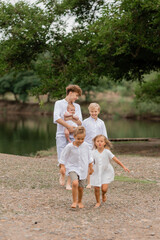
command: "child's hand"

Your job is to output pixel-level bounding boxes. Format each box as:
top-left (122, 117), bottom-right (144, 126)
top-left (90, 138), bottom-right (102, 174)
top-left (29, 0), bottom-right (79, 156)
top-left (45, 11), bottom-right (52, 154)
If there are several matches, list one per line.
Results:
top-left (123, 167), bottom-right (130, 172)
top-left (88, 165), bottom-right (94, 175)
top-left (60, 166), bottom-right (66, 175)
top-left (89, 168), bottom-right (94, 175)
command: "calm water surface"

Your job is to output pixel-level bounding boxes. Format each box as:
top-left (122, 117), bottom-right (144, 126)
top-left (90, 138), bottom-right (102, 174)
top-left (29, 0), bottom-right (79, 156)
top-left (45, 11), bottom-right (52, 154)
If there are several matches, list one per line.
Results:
top-left (0, 115), bottom-right (160, 156)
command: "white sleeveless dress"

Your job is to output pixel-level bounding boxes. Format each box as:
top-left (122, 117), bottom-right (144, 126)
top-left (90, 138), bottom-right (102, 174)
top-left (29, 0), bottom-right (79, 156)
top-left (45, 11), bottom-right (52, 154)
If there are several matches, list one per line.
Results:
top-left (90, 149), bottom-right (115, 187)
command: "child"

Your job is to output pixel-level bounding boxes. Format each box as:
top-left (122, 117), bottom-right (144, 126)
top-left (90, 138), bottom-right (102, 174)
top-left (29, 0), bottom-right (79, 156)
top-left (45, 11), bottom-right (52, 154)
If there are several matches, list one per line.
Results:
top-left (90, 135), bottom-right (130, 208)
top-left (59, 126), bottom-right (94, 208)
top-left (53, 85), bottom-right (83, 190)
top-left (64, 103), bottom-right (79, 143)
top-left (83, 103), bottom-right (108, 188)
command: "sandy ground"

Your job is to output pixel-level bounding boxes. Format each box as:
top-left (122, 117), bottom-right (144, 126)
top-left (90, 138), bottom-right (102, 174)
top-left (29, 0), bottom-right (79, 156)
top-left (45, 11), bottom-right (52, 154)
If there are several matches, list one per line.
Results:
top-left (0, 142), bottom-right (160, 240)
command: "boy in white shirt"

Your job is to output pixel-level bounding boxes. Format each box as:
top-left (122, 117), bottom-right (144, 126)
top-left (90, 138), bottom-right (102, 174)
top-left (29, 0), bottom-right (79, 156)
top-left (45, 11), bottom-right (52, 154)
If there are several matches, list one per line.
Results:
top-left (53, 85), bottom-right (83, 190)
top-left (82, 103), bottom-right (108, 188)
top-left (60, 126), bottom-right (93, 208)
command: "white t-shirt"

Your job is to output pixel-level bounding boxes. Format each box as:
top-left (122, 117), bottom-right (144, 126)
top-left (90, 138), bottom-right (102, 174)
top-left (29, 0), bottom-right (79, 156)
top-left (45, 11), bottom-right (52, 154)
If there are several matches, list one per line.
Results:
top-left (59, 142), bottom-right (93, 180)
top-left (53, 99), bottom-right (82, 137)
top-left (82, 116), bottom-right (108, 149)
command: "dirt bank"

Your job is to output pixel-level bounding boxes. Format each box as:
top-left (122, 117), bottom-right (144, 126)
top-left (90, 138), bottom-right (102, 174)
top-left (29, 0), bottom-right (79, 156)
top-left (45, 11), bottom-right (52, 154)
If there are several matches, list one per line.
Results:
top-left (0, 147), bottom-right (159, 240)
top-left (1, 99), bottom-right (160, 120)
top-left (0, 100), bottom-right (52, 116)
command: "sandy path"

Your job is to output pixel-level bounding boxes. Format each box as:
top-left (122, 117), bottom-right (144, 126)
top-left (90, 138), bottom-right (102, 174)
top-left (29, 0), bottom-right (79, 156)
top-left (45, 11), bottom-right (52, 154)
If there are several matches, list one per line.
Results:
top-left (0, 152), bottom-right (160, 240)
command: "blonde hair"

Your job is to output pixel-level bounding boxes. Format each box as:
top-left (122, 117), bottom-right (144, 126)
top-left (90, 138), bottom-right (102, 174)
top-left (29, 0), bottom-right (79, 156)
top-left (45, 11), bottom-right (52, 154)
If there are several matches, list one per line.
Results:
top-left (66, 85), bottom-right (82, 96)
top-left (93, 135), bottom-right (112, 150)
top-left (73, 126), bottom-right (86, 137)
top-left (88, 103), bottom-right (100, 111)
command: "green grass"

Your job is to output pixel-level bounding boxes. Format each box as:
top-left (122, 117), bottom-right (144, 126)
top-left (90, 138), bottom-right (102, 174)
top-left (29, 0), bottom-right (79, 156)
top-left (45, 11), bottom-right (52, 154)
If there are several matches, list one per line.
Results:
top-left (115, 175), bottom-right (156, 184)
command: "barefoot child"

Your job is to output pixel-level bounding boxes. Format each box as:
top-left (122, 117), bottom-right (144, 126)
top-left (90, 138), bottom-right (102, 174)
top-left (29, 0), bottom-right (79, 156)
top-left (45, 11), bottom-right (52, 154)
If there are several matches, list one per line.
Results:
top-left (59, 126), bottom-right (94, 208)
top-left (53, 85), bottom-right (82, 190)
top-left (64, 103), bottom-right (79, 143)
top-left (90, 135), bottom-right (130, 208)
top-left (83, 103), bottom-right (108, 188)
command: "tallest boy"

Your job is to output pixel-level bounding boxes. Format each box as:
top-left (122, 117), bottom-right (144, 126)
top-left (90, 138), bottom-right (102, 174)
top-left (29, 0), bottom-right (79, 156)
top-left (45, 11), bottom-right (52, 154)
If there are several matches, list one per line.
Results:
top-left (53, 85), bottom-right (83, 187)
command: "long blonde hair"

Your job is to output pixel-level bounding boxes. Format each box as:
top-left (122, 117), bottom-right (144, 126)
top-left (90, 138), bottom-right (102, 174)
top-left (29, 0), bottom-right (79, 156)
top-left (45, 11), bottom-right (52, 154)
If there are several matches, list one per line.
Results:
top-left (93, 135), bottom-right (112, 150)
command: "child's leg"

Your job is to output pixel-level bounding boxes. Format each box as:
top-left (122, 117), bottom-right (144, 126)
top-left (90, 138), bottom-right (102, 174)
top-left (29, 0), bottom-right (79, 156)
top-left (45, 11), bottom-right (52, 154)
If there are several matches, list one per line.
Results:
top-left (59, 164), bottom-right (65, 186)
top-left (64, 128), bottom-right (72, 143)
top-left (101, 184), bottom-right (109, 202)
top-left (69, 172), bottom-right (79, 208)
top-left (77, 179), bottom-right (85, 208)
top-left (71, 180), bottom-right (79, 208)
top-left (56, 137), bottom-right (67, 186)
top-left (94, 186), bottom-right (101, 208)
top-left (86, 174), bottom-right (91, 189)
top-left (78, 187), bottom-right (84, 208)
top-left (66, 176), bottom-right (72, 190)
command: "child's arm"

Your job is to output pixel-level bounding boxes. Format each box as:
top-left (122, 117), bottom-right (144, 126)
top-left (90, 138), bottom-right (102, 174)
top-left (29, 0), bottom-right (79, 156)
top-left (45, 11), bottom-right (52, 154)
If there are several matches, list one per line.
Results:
top-left (71, 117), bottom-right (81, 126)
top-left (72, 115), bottom-right (79, 121)
top-left (60, 164), bottom-right (66, 175)
top-left (56, 119), bottom-right (76, 133)
top-left (88, 163), bottom-right (94, 175)
top-left (112, 156), bottom-right (130, 172)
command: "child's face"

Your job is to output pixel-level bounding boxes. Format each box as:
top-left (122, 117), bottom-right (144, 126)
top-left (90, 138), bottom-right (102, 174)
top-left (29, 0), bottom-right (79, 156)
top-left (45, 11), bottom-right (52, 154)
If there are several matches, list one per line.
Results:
top-left (74, 133), bottom-right (85, 147)
top-left (89, 107), bottom-right (100, 120)
top-left (95, 136), bottom-right (106, 149)
top-left (68, 106), bottom-right (75, 114)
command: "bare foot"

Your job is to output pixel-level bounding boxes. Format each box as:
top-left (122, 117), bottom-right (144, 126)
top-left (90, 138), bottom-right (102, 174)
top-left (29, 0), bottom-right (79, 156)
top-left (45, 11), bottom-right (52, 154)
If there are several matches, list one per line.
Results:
top-left (86, 184), bottom-right (91, 189)
top-left (71, 202), bottom-right (77, 208)
top-left (102, 194), bottom-right (107, 202)
top-left (78, 202), bottom-right (84, 209)
top-left (66, 185), bottom-right (72, 190)
top-left (94, 203), bottom-right (101, 208)
top-left (59, 175), bottom-right (65, 186)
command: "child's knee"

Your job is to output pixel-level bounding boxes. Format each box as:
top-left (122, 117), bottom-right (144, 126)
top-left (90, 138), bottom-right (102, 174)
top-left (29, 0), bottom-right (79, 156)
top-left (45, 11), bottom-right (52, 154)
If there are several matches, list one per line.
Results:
top-left (101, 184), bottom-right (108, 193)
top-left (95, 187), bottom-right (100, 193)
top-left (72, 180), bottom-right (78, 188)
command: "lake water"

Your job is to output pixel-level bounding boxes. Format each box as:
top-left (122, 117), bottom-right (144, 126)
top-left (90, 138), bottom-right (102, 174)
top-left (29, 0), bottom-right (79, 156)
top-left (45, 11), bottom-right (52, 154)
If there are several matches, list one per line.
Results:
top-left (0, 115), bottom-right (160, 156)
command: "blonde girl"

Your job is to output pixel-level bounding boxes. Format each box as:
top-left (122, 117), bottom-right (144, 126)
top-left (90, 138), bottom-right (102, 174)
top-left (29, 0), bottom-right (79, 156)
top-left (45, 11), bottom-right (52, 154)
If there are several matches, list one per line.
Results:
top-left (90, 135), bottom-right (130, 208)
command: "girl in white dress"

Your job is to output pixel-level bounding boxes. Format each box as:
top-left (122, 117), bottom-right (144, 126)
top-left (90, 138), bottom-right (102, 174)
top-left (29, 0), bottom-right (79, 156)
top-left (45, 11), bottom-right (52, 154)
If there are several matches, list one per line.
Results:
top-left (90, 135), bottom-right (130, 208)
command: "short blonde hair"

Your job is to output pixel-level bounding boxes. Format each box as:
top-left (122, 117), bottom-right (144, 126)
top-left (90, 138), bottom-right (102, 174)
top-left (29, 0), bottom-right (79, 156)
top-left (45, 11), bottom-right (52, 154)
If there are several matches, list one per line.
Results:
top-left (88, 103), bottom-right (100, 111)
top-left (66, 85), bottom-right (82, 96)
top-left (73, 126), bottom-right (86, 137)
top-left (93, 135), bottom-right (112, 150)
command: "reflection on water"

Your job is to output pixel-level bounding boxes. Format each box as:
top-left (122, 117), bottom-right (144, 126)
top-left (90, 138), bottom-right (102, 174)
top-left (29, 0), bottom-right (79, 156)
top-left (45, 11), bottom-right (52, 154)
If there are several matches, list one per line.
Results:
top-left (0, 115), bottom-right (160, 156)
top-left (0, 116), bottom-right (56, 156)
top-left (106, 118), bottom-right (160, 138)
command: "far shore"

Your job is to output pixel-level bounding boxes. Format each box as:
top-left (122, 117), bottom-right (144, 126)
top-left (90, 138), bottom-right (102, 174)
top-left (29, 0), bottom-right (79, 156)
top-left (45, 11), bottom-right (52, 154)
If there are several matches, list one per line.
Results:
top-left (0, 99), bottom-right (160, 121)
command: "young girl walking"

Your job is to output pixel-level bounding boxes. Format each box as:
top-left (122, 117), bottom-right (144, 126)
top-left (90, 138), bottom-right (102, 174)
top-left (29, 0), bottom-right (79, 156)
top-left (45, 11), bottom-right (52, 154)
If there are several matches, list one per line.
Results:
top-left (90, 135), bottom-right (130, 208)
top-left (59, 126), bottom-right (93, 208)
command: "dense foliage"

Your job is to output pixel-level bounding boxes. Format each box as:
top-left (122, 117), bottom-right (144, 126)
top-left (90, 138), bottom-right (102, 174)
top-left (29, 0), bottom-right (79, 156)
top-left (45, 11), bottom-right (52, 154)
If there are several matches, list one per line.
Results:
top-left (0, 0), bottom-right (160, 101)
top-left (135, 74), bottom-right (160, 104)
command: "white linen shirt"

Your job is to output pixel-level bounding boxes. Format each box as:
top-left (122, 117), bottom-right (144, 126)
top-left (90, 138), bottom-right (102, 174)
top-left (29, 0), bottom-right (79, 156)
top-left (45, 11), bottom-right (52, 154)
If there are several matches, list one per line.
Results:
top-left (53, 99), bottom-right (82, 137)
top-left (82, 116), bottom-right (108, 149)
top-left (59, 142), bottom-right (93, 180)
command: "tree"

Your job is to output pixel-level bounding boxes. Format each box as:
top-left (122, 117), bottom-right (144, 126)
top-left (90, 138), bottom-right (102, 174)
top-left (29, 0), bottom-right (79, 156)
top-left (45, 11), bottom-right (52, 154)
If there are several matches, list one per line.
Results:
top-left (39, 0), bottom-right (105, 23)
top-left (0, 1), bottom-right (52, 73)
top-left (89, 0), bottom-right (160, 81)
top-left (14, 71), bottom-right (40, 103)
top-left (0, 71), bottom-right (40, 102)
top-left (135, 74), bottom-right (160, 103)
top-left (0, 72), bottom-right (18, 100)
top-left (1, 0), bottom-right (160, 101)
